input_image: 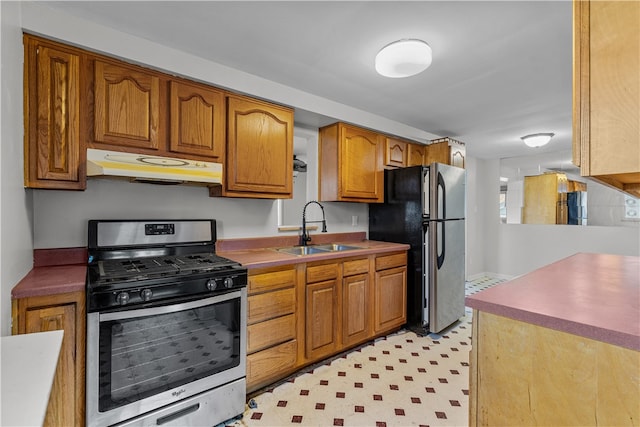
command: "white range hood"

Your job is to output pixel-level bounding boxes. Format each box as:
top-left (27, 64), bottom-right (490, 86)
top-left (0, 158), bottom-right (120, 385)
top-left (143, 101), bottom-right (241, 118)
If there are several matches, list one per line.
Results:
top-left (86, 149), bottom-right (223, 185)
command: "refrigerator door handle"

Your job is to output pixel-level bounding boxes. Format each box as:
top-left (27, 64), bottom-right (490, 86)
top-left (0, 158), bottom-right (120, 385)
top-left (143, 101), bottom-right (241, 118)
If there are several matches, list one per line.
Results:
top-left (436, 172), bottom-right (446, 269)
top-left (437, 220), bottom-right (445, 269)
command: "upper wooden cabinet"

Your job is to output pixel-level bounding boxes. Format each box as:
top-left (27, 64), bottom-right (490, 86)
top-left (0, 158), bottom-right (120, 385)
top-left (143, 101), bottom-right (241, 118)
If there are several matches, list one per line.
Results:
top-left (573, 0), bottom-right (640, 197)
top-left (220, 94), bottom-right (293, 198)
top-left (25, 34), bottom-right (295, 198)
top-left (23, 35), bottom-right (84, 189)
top-left (319, 122), bottom-right (384, 203)
top-left (425, 137), bottom-right (466, 169)
top-left (384, 137), bottom-right (408, 168)
top-left (93, 60), bottom-right (163, 150)
top-left (169, 80), bottom-right (225, 161)
top-left (407, 143), bottom-right (426, 167)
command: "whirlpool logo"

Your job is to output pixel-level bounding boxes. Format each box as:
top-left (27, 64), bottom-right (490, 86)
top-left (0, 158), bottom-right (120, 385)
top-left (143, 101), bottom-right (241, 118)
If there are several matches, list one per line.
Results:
top-left (172, 389), bottom-right (187, 398)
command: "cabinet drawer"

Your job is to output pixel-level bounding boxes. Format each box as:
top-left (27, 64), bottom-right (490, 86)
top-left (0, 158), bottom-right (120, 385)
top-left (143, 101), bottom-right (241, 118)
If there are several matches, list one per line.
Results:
top-left (248, 288), bottom-right (295, 324)
top-left (247, 339), bottom-right (297, 389)
top-left (247, 314), bottom-right (296, 353)
top-left (248, 268), bottom-right (296, 295)
top-left (306, 263), bottom-right (339, 283)
top-left (375, 252), bottom-right (407, 271)
top-left (343, 258), bottom-right (369, 277)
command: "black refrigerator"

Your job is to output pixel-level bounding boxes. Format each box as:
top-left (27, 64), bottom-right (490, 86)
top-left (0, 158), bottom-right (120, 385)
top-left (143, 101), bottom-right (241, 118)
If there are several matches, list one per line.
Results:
top-left (369, 163), bottom-right (466, 334)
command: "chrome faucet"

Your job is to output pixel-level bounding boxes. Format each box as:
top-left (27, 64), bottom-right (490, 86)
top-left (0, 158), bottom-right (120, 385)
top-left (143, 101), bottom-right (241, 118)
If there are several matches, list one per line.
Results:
top-left (300, 201), bottom-right (327, 246)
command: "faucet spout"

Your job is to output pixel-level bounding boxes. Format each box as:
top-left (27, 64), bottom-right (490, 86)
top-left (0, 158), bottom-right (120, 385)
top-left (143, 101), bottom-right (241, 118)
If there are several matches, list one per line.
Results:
top-left (300, 200), bottom-right (328, 246)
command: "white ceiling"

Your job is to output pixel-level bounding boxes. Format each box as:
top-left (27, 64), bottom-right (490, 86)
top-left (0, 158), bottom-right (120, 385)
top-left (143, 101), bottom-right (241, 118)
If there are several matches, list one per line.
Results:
top-left (42, 1), bottom-right (574, 160)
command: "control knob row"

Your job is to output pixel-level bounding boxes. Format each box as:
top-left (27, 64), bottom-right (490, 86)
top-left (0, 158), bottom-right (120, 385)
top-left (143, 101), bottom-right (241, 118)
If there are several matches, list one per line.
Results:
top-left (206, 277), bottom-right (235, 291)
top-left (115, 288), bottom-right (153, 306)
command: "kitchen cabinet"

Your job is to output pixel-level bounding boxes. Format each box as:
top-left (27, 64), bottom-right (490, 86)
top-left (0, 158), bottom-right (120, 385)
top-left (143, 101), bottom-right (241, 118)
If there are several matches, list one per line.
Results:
top-left (25, 34), bottom-right (296, 196)
top-left (425, 137), bottom-right (466, 169)
top-left (305, 262), bottom-right (340, 361)
top-left (169, 80), bottom-right (225, 161)
top-left (319, 122), bottom-right (384, 203)
top-left (407, 143), bottom-right (426, 167)
top-left (573, 0), bottom-right (640, 197)
top-left (246, 266), bottom-right (299, 392)
top-left (23, 35), bottom-right (84, 190)
top-left (341, 258), bottom-right (371, 347)
top-left (522, 173), bottom-right (568, 224)
top-left (383, 137), bottom-right (408, 169)
top-left (93, 59), bottom-right (163, 150)
top-left (374, 252), bottom-right (407, 333)
top-left (215, 94), bottom-right (293, 198)
top-left (11, 291), bottom-right (85, 427)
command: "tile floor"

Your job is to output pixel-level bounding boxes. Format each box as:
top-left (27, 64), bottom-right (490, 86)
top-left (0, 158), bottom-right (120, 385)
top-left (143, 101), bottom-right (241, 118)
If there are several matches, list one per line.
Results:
top-left (228, 276), bottom-right (506, 427)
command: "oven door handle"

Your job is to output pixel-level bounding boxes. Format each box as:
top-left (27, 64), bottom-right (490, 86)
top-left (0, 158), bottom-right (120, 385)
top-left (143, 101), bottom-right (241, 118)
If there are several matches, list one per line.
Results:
top-left (99, 289), bottom-right (245, 322)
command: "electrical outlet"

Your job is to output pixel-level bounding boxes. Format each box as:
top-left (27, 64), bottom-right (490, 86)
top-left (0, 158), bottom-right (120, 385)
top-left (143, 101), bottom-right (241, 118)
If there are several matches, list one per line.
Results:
top-left (351, 215), bottom-right (358, 226)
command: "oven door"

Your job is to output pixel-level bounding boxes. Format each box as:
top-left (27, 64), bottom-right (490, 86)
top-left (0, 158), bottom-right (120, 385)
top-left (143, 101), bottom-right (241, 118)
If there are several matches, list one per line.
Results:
top-left (86, 288), bottom-right (247, 427)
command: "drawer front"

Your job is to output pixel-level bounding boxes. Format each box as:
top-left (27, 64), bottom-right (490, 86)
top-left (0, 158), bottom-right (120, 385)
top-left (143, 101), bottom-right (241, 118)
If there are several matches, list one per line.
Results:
top-left (343, 258), bottom-right (369, 277)
top-left (248, 287), bottom-right (295, 324)
top-left (375, 252), bottom-right (407, 271)
top-left (248, 313), bottom-right (296, 353)
top-left (248, 268), bottom-right (296, 295)
top-left (306, 263), bottom-right (339, 283)
top-left (247, 339), bottom-right (298, 389)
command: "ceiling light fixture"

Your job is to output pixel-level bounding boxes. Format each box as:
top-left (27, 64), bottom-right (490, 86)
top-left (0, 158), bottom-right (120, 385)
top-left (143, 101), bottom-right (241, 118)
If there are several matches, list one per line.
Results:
top-left (375, 39), bottom-right (432, 78)
top-left (521, 133), bottom-right (555, 148)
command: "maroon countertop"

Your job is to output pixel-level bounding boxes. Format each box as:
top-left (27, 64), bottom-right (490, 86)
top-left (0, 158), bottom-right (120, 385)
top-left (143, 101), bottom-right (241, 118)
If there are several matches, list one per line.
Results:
top-left (12, 247), bottom-right (88, 299)
top-left (217, 233), bottom-right (410, 269)
top-left (466, 253), bottom-right (640, 351)
top-left (12, 234), bottom-right (410, 299)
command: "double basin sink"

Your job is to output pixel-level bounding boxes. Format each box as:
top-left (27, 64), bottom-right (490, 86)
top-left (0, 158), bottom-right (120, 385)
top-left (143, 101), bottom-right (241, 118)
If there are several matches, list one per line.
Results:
top-left (275, 243), bottom-right (362, 256)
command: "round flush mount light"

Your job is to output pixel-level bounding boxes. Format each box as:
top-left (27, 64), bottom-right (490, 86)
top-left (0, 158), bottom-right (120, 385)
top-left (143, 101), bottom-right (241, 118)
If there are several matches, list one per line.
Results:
top-left (521, 133), bottom-right (555, 148)
top-left (375, 39), bottom-right (432, 78)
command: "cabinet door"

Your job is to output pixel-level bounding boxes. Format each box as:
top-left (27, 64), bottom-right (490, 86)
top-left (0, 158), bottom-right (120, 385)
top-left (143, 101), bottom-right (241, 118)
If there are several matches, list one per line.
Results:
top-left (24, 37), bottom-right (82, 189)
top-left (340, 125), bottom-right (384, 202)
top-left (574, 0), bottom-right (639, 195)
top-left (342, 273), bottom-right (370, 346)
top-left (450, 143), bottom-right (466, 169)
top-left (25, 304), bottom-right (76, 427)
top-left (94, 60), bottom-right (161, 149)
top-left (169, 80), bottom-right (225, 160)
top-left (424, 140), bottom-right (450, 165)
top-left (384, 137), bottom-right (407, 168)
top-left (306, 279), bottom-right (339, 360)
top-left (374, 266), bottom-right (407, 333)
top-left (407, 143), bottom-right (426, 167)
top-left (225, 95), bottom-right (293, 197)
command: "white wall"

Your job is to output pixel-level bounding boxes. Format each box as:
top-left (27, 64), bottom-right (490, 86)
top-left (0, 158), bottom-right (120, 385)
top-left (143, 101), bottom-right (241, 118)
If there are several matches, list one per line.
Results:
top-left (1, 2), bottom-right (35, 337)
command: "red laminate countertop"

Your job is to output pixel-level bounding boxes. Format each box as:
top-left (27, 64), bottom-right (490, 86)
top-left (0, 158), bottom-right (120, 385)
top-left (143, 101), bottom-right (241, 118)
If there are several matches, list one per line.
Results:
top-left (465, 253), bottom-right (640, 351)
top-left (12, 264), bottom-right (86, 299)
top-left (218, 239), bottom-right (410, 269)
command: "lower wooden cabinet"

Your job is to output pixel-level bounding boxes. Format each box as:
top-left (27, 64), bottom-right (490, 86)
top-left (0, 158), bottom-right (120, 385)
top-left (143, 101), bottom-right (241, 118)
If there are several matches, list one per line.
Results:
top-left (248, 251), bottom-right (408, 391)
top-left (374, 252), bottom-right (407, 333)
top-left (341, 258), bottom-right (371, 347)
top-left (246, 266), bottom-right (299, 392)
top-left (305, 262), bottom-right (340, 361)
top-left (11, 291), bottom-right (85, 427)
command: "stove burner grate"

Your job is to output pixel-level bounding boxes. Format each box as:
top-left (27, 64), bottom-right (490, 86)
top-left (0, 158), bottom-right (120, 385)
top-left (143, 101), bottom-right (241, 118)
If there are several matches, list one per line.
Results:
top-left (94, 253), bottom-right (240, 284)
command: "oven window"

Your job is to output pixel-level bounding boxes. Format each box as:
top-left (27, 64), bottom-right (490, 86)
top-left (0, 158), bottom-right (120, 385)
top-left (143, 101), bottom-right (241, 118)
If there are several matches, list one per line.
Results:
top-left (98, 298), bottom-right (241, 412)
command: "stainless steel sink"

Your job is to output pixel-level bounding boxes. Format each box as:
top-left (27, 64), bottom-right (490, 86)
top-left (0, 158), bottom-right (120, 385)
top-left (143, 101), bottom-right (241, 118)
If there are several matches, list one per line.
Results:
top-left (312, 244), bottom-right (362, 252)
top-left (275, 245), bottom-right (330, 256)
top-left (275, 244), bottom-right (362, 256)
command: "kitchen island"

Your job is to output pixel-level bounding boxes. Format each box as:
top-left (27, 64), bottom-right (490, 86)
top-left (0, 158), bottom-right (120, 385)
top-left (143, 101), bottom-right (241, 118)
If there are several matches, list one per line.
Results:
top-left (466, 253), bottom-right (639, 426)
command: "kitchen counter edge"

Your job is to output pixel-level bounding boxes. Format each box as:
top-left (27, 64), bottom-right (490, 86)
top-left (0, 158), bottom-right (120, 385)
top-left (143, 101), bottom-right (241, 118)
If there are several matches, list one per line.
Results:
top-left (465, 253), bottom-right (640, 351)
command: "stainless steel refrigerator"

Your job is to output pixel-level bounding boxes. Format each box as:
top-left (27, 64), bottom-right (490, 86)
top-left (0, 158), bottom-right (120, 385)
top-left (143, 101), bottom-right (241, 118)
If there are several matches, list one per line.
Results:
top-left (369, 163), bottom-right (466, 334)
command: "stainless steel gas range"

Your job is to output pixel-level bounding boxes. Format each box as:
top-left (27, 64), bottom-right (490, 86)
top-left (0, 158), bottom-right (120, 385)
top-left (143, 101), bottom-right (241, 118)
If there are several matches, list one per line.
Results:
top-left (85, 219), bottom-right (247, 427)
